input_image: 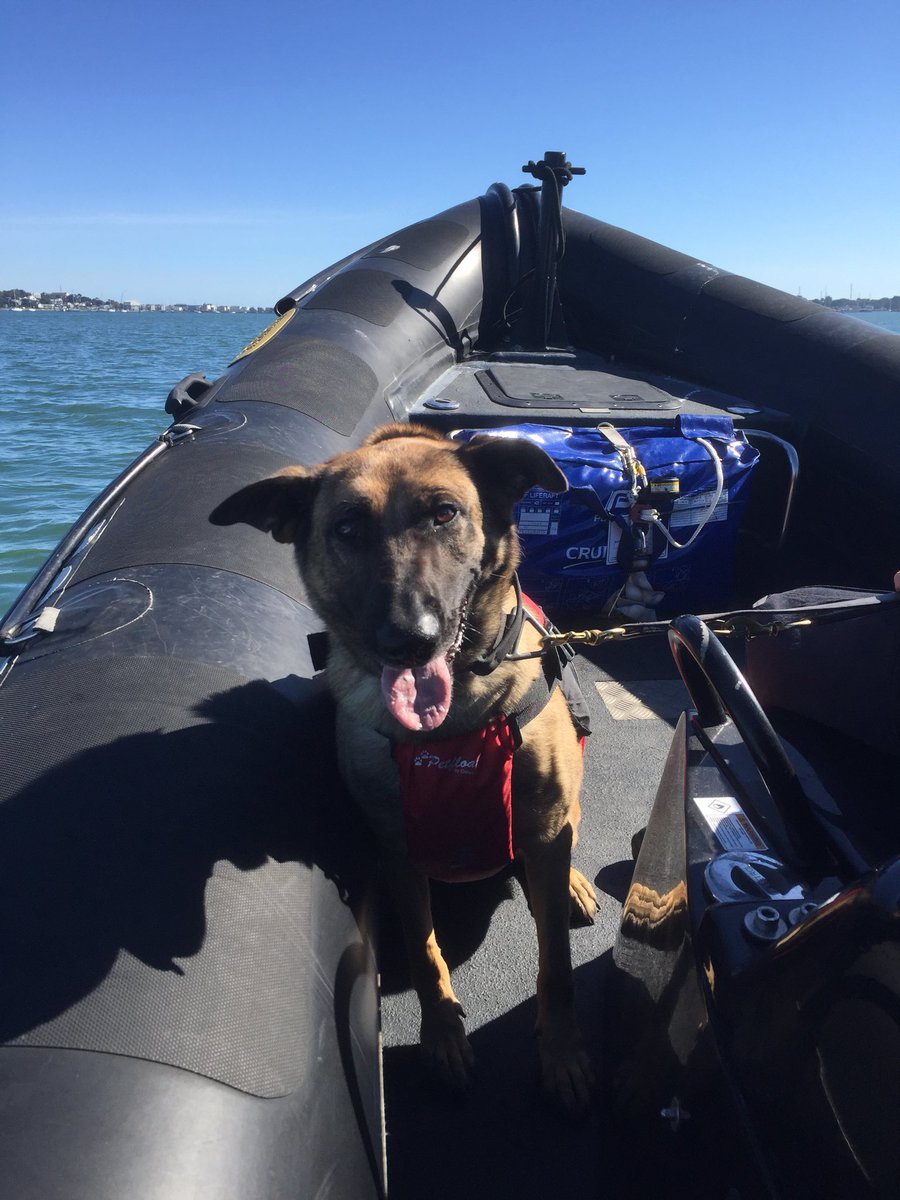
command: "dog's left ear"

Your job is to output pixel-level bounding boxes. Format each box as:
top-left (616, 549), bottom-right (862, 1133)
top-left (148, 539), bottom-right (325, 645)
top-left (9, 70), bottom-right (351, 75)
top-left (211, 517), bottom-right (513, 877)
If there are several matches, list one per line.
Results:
top-left (456, 434), bottom-right (567, 519)
top-left (210, 466), bottom-right (319, 545)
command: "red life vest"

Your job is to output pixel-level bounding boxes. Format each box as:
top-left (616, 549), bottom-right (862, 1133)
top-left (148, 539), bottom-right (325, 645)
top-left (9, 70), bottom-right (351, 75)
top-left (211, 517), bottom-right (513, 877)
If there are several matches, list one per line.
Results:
top-left (387, 590), bottom-right (590, 883)
top-left (392, 717), bottom-right (517, 883)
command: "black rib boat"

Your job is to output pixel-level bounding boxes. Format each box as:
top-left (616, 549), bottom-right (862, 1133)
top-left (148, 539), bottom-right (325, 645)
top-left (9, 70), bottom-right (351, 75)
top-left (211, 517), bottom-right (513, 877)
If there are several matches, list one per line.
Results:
top-left (1, 154), bottom-right (897, 1200)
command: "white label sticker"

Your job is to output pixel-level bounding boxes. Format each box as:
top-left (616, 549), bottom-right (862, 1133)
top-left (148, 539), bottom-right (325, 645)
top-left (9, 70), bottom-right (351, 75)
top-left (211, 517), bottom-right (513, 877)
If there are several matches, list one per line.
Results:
top-left (516, 491), bottom-right (562, 537)
top-left (670, 487), bottom-right (729, 529)
top-left (693, 795), bottom-right (767, 851)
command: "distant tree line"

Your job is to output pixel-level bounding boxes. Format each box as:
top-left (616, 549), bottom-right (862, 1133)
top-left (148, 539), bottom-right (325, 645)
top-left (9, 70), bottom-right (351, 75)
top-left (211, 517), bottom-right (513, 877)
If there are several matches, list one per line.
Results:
top-left (813, 295), bottom-right (900, 312)
top-left (5, 285), bottom-right (898, 315)
top-left (1, 289), bottom-right (127, 310)
top-left (0, 289), bottom-right (268, 313)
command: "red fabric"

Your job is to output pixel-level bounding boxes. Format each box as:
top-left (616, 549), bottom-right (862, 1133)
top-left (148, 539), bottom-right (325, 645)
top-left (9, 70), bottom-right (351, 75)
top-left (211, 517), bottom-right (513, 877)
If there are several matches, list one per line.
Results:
top-left (392, 718), bottom-right (517, 883)
top-left (523, 592), bottom-right (547, 628)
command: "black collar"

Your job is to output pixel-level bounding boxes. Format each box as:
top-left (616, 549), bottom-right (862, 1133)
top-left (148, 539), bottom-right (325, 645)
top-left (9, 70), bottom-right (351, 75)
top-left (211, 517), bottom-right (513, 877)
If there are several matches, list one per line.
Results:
top-left (466, 574), bottom-right (527, 677)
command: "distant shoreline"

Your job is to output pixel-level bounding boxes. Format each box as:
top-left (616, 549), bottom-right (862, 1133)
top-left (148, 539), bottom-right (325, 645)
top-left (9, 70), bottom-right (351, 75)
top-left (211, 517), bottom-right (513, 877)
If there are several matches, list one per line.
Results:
top-left (4, 284), bottom-right (898, 317)
top-left (1, 306), bottom-right (272, 313)
top-left (1, 301), bottom-right (270, 314)
top-left (1, 289), bottom-right (270, 313)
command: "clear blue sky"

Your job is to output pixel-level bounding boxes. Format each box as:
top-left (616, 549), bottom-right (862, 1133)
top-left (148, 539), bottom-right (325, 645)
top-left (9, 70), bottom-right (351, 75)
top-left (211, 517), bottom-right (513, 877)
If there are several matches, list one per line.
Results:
top-left (3, 0), bottom-right (899, 307)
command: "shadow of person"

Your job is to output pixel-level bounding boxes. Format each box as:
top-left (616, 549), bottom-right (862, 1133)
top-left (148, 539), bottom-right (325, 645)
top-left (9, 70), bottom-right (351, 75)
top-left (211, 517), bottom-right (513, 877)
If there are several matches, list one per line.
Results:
top-left (0, 673), bottom-right (375, 1096)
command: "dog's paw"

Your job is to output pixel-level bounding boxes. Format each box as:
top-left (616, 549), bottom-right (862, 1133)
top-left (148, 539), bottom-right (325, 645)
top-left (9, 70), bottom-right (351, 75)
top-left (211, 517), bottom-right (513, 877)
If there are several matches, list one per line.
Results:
top-left (568, 867), bottom-right (598, 926)
top-left (537, 1026), bottom-right (595, 1115)
top-left (420, 998), bottom-right (475, 1091)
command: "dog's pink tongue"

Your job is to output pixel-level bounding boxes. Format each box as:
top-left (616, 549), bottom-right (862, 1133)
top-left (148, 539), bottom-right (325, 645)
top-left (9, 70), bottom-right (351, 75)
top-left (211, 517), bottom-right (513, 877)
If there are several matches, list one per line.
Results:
top-left (381, 657), bottom-right (452, 731)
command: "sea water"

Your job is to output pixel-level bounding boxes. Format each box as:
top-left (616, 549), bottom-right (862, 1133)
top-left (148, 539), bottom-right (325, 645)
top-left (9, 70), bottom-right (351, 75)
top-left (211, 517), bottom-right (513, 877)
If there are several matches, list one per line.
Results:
top-left (0, 310), bottom-right (270, 616)
top-left (2, 308), bottom-right (899, 617)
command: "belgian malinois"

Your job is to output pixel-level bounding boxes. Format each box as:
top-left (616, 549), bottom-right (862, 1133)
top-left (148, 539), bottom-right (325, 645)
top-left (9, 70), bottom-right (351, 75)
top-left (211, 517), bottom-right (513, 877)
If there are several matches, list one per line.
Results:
top-left (212, 423), bottom-right (597, 1111)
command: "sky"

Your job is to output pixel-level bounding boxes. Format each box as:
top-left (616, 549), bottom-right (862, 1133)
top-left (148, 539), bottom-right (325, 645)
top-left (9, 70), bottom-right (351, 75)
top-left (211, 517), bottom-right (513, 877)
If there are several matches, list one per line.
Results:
top-left (3, 0), bottom-right (899, 307)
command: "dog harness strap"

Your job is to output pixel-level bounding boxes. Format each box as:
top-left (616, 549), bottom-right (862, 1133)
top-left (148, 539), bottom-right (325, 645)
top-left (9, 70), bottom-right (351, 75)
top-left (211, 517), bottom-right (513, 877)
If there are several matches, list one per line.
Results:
top-left (507, 650), bottom-right (592, 740)
top-left (307, 629), bottom-right (330, 672)
top-left (465, 581), bottom-right (591, 742)
top-left (508, 594), bottom-right (592, 738)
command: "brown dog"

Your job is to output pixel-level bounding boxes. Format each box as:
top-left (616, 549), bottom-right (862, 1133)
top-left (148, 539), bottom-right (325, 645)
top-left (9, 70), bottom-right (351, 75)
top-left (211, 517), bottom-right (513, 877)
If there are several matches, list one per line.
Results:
top-left (211, 423), bottom-right (597, 1111)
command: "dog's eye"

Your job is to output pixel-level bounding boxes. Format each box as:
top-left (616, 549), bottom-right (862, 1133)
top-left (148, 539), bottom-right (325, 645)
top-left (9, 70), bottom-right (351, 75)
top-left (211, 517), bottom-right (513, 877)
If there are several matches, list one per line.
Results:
top-left (432, 503), bottom-right (458, 527)
top-left (332, 514), bottom-right (363, 542)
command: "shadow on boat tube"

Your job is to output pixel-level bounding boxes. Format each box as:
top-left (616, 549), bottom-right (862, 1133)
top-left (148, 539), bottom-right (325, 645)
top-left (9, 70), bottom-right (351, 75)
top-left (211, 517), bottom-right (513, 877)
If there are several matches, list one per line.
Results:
top-left (0, 673), bottom-right (376, 1095)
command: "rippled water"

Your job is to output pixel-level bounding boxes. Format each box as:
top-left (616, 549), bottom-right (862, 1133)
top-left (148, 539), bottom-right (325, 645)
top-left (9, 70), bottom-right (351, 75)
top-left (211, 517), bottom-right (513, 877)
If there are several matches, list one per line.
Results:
top-left (0, 310), bottom-right (271, 616)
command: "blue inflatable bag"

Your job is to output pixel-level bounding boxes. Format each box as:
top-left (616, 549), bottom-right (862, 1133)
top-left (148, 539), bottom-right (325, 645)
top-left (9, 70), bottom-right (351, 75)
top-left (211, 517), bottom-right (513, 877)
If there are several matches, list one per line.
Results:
top-left (457, 418), bottom-right (759, 615)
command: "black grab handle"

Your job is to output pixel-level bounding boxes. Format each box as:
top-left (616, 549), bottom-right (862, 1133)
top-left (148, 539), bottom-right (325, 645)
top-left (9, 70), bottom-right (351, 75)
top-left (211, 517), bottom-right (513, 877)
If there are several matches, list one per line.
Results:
top-left (668, 615), bottom-right (837, 877)
top-left (521, 151), bottom-right (585, 349)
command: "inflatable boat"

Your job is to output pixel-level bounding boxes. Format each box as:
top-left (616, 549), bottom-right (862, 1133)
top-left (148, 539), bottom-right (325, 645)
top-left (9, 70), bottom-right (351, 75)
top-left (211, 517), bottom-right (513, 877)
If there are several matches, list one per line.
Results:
top-left (1, 154), bottom-right (898, 1199)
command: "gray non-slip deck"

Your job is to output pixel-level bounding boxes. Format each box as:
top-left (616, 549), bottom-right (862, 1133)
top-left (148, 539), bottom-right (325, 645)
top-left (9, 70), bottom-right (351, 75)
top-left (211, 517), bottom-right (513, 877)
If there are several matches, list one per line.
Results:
top-left (380, 634), bottom-right (688, 1200)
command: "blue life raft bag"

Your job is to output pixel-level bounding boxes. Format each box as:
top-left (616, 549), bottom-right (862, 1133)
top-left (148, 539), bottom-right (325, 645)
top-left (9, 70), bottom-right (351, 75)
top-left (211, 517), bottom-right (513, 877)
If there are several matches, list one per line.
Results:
top-left (459, 416), bottom-right (759, 615)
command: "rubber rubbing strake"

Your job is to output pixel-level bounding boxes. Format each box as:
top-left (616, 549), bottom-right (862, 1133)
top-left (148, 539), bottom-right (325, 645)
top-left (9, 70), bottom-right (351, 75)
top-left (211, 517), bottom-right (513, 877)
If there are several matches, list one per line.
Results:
top-left (230, 307), bottom-right (296, 364)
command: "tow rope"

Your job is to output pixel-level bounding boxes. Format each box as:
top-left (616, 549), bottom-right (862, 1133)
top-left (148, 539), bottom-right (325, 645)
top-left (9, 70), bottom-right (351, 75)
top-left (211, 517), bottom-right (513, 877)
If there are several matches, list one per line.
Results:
top-left (506, 588), bottom-right (900, 659)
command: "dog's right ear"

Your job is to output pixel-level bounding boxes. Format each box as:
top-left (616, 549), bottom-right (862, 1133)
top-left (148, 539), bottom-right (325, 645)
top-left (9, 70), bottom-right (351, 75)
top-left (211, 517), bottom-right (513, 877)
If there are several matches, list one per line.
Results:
top-left (209, 466), bottom-right (319, 545)
top-left (456, 433), bottom-right (567, 524)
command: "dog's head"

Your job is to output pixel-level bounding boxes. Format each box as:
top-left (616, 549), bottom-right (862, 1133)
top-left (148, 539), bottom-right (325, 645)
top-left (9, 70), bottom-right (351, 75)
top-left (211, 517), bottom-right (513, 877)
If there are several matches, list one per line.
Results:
top-left (211, 424), bottom-right (566, 731)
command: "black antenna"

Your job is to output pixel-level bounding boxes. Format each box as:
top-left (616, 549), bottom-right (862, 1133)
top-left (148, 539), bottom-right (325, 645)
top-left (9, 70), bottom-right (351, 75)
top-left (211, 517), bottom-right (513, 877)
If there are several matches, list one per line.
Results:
top-left (522, 151), bottom-right (585, 348)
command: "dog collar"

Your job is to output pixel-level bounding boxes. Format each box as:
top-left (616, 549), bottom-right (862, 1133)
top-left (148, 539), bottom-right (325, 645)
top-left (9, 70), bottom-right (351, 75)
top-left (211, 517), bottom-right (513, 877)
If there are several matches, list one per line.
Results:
top-left (466, 574), bottom-right (528, 677)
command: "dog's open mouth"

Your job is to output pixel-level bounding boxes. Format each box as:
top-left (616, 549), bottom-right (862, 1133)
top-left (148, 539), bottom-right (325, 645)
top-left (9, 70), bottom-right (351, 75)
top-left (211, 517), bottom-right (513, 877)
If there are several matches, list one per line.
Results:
top-left (379, 590), bottom-right (471, 733)
top-left (380, 657), bottom-right (453, 732)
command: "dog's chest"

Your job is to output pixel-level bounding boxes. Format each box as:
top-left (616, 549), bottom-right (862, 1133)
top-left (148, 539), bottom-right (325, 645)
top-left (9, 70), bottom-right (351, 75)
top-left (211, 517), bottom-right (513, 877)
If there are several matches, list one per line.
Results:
top-left (391, 717), bottom-right (518, 883)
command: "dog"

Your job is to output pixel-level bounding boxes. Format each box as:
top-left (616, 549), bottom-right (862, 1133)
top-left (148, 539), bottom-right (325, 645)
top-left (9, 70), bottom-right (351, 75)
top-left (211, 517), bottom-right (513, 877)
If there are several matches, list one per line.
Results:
top-left (211, 423), bottom-right (597, 1111)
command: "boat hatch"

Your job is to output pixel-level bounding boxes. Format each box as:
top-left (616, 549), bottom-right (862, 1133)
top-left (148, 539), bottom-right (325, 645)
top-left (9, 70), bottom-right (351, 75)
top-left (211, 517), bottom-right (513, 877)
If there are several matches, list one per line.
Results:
top-left (410, 353), bottom-right (792, 434)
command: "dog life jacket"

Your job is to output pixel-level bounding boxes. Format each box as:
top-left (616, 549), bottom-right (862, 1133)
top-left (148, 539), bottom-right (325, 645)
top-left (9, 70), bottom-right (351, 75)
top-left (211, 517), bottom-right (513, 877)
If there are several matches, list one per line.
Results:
top-left (392, 593), bottom-right (591, 883)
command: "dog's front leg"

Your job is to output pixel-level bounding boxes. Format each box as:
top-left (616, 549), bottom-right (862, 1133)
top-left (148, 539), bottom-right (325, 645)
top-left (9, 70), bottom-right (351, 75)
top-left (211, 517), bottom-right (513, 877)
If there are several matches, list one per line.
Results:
top-left (384, 854), bottom-right (475, 1090)
top-left (520, 824), bottom-right (595, 1113)
top-left (335, 710), bottom-right (474, 1089)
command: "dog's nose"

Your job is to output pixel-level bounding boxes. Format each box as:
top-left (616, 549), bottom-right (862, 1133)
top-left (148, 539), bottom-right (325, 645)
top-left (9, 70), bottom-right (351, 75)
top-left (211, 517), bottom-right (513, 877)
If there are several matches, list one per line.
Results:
top-left (375, 612), bottom-right (441, 665)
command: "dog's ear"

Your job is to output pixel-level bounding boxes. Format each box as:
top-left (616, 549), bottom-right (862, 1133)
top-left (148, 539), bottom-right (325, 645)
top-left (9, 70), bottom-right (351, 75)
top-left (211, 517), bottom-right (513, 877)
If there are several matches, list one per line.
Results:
top-left (209, 466), bottom-right (319, 544)
top-left (456, 434), bottom-right (567, 519)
